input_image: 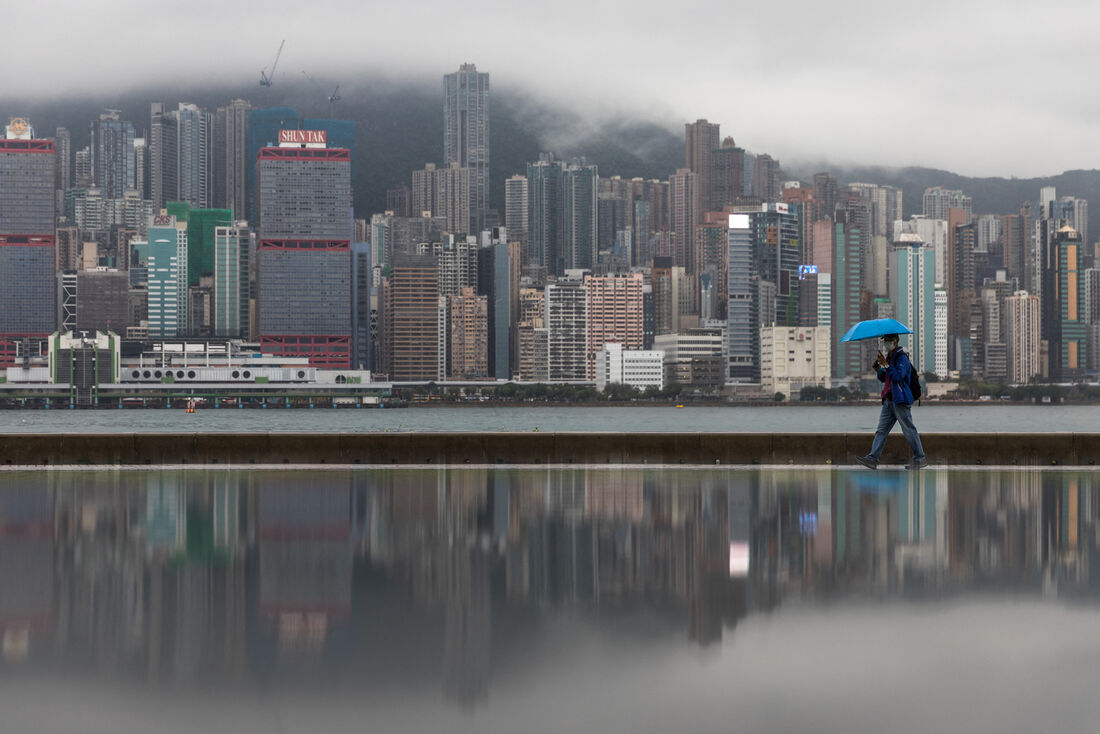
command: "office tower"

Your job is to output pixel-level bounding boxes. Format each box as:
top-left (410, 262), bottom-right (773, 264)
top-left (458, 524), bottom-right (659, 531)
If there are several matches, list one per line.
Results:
top-left (685, 119), bottom-right (720, 212)
top-left (256, 129), bottom-right (353, 367)
top-left (149, 102), bottom-right (179, 210)
top-left (713, 138), bottom-right (745, 210)
top-left (726, 215), bottom-right (755, 382)
top-left (144, 212), bottom-right (188, 337)
top-left (1002, 213), bottom-right (1027, 283)
top-left (1043, 225), bottom-right (1086, 378)
top-left (923, 186), bottom-right (971, 221)
top-left (75, 268), bottom-right (129, 333)
top-left (934, 287), bottom-right (948, 377)
top-left (413, 162), bottom-right (471, 234)
top-left (478, 235), bottom-right (519, 379)
top-left (54, 126), bottom-right (71, 198)
top-left (176, 104), bottom-right (214, 208)
top-left (697, 213), bottom-right (730, 320)
top-left (1005, 290), bottom-right (1040, 383)
top-left (584, 272), bottom-right (644, 380)
top-left (893, 238), bottom-right (936, 378)
top-left (90, 110), bottom-right (135, 198)
top-left (505, 174), bottom-right (528, 247)
top-left (0, 125), bottom-right (56, 366)
top-left (350, 241), bottom-right (372, 371)
top-left (546, 279), bottom-right (587, 382)
top-left (832, 211), bottom-right (863, 381)
top-left (951, 218), bottom-right (976, 365)
top-left (213, 223), bottom-right (250, 337)
top-left (527, 156), bottom-right (563, 272)
top-left (170, 205), bottom-right (233, 289)
top-left (448, 286), bottom-right (488, 378)
top-left (563, 162), bottom-right (598, 271)
top-left (669, 168), bottom-right (698, 273)
top-left (752, 154), bottom-right (780, 202)
top-left (895, 216), bottom-right (949, 287)
top-left (56, 227), bottom-right (79, 272)
top-left (386, 183), bottom-right (412, 217)
top-left (74, 146), bottom-right (91, 187)
top-left (752, 203), bottom-right (801, 326)
top-left (812, 172), bottom-right (838, 220)
top-left (651, 257), bottom-right (692, 336)
top-left (214, 99), bottom-right (251, 217)
top-left (444, 64), bottom-right (490, 234)
top-left (385, 253), bottom-right (440, 380)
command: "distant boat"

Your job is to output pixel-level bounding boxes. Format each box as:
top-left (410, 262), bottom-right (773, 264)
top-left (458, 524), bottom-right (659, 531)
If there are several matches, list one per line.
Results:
top-left (675, 404), bottom-right (684, 409)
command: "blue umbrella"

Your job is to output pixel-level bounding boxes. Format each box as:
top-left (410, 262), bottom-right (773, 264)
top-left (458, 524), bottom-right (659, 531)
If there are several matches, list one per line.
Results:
top-left (840, 318), bottom-right (913, 343)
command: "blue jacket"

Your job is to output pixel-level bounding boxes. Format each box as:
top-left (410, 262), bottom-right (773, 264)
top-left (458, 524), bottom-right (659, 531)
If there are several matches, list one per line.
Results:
top-left (877, 347), bottom-right (914, 405)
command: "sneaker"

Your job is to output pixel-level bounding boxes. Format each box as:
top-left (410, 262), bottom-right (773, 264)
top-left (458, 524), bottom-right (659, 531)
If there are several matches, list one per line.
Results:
top-left (907, 459), bottom-right (928, 470)
top-left (853, 455), bottom-right (878, 470)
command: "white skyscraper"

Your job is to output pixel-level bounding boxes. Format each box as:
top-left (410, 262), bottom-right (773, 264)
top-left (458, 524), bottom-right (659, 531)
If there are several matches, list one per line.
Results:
top-left (1005, 290), bottom-right (1040, 384)
top-left (177, 103), bottom-right (214, 208)
top-left (934, 287), bottom-right (948, 378)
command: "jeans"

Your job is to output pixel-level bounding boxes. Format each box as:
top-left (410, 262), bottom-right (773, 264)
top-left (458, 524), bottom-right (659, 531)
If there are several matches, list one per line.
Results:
top-left (867, 400), bottom-right (925, 463)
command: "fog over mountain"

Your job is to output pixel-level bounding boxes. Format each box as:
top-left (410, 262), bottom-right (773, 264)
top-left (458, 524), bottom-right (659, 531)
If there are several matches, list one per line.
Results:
top-left (4, 78), bottom-right (1099, 237)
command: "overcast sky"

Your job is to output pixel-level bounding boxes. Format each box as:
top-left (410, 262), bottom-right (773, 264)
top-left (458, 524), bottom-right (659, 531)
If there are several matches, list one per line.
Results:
top-left (3, 0), bottom-right (1096, 177)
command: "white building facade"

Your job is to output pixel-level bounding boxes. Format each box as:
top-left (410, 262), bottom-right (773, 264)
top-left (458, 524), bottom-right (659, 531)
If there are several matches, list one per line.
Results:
top-left (759, 325), bottom-right (831, 398)
top-left (595, 343), bottom-right (664, 392)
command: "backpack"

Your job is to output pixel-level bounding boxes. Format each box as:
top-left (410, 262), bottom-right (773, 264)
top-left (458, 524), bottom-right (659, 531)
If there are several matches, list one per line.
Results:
top-left (907, 357), bottom-right (922, 404)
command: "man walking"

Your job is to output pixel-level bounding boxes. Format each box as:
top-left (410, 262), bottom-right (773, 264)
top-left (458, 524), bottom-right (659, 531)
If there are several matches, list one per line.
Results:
top-left (853, 333), bottom-right (927, 470)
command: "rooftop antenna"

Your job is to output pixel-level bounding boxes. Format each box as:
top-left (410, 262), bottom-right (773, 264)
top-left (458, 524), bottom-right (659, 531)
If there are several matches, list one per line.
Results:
top-left (260, 40), bottom-right (285, 87)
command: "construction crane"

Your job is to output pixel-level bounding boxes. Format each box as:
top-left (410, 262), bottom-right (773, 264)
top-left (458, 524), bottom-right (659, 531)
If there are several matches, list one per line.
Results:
top-left (260, 40), bottom-right (285, 87)
top-left (302, 70), bottom-right (341, 117)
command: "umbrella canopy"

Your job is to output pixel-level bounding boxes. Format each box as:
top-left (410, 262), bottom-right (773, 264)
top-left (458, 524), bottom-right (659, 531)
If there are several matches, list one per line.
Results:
top-left (840, 318), bottom-right (913, 343)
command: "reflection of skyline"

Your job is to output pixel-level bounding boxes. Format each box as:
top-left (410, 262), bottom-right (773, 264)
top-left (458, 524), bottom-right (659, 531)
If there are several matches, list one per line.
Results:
top-left (3, 467), bottom-right (1100, 702)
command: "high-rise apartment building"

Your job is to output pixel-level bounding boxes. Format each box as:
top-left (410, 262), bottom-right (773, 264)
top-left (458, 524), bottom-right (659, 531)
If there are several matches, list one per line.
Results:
top-left (351, 241), bottom-right (372, 371)
top-left (1005, 290), bottom-right (1040, 384)
top-left (685, 119), bottom-right (720, 212)
top-left (412, 162), bottom-right (471, 234)
top-left (546, 279), bottom-right (587, 382)
top-left (934, 286), bottom-right (948, 377)
top-left (713, 138), bottom-right (745, 211)
top-left (1046, 225), bottom-right (1086, 378)
top-left (444, 64), bottom-right (489, 234)
top-left (0, 123), bottom-right (56, 366)
top-left (90, 110), bottom-right (135, 198)
top-left (923, 186), bottom-right (971, 222)
top-left (149, 102), bottom-right (178, 210)
top-left (74, 146), bottom-right (91, 187)
top-left (213, 223), bottom-right (250, 338)
top-left (448, 286), bottom-right (488, 379)
top-left (584, 272), bottom-right (644, 380)
top-left (669, 168), bottom-right (698, 273)
top-left (752, 154), bottom-right (780, 202)
top-left (215, 99), bottom-right (251, 218)
top-left (54, 126), bottom-right (71, 199)
top-left (176, 103), bottom-right (214, 208)
top-left (257, 130), bottom-right (353, 368)
top-left (477, 234), bottom-right (519, 379)
top-left (812, 172), bottom-right (838, 220)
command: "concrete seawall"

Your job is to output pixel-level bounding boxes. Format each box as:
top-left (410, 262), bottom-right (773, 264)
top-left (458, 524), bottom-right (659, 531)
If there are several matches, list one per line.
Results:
top-left (0, 432), bottom-right (1098, 467)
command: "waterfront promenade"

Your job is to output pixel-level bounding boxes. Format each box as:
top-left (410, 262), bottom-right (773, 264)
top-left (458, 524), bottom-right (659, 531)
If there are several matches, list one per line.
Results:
top-left (0, 431), bottom-right (1096, 466)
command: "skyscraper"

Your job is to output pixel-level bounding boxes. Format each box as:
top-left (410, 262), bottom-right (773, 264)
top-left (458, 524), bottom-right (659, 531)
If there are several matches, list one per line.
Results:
top-left (923, 186), bottom-right (971, 221)
top-left (1049, 225), bottom-right (1086, 378)
top-left (444, 64), bottom-right (489, 234)
top-left (893, 237), bottom-right (936, 378)
top-left (351, 241), bottom-right (372, 371)
top-left (385, 253), bottom-right (440, 380)
top-left (713, 138), bottom-right (745, 210)
top-left (0, 122), bottom-right (56, 366)
top-left (527, 156), bottom-right (563, 272)
top-left (546, 279), bottom-right (587, 382)
top-left (669, 168), bottom-right (698, 273)
top-left (752, 154), bottom-right (780, 202)
top-left (685, 119), bottom-right (720, 212)
top-left (177, 103), bottom-right (214, 208)
top-left (412, 162), bottom-right (470, 235)
top-left (505, 174), bottom-right (528, 248)
top-left (90, 110), bottom-right (135, 198)
top-left (144, 212), bottom-right (188, 338)
top-left (214, 99), bottom-right (251, 218)
top-left (726, 215), bottom-right (756, 382)
top-left (213, 223), bottom-right (250, 338)
top-left (256, 129), bottom-right (353, 368)
top-left (832, 211), bottom-right (863, 381)
top-left (54, 126), bottom-right (71, 198)
top-left (149, 102), bottom-right (178, 210)
top-left (562, 162), bottom-right (598, 271)
top-left (448, 286), bottom-right (488, 379)
top-left (1005, 290), bottom-right (1040, 384)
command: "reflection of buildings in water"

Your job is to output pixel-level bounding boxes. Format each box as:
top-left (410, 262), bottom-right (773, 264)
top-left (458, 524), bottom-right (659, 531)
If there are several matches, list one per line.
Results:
top-left (0, 476), bottom-right (54, 663)
top-left (257, 477), bottom-right (352, 661)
